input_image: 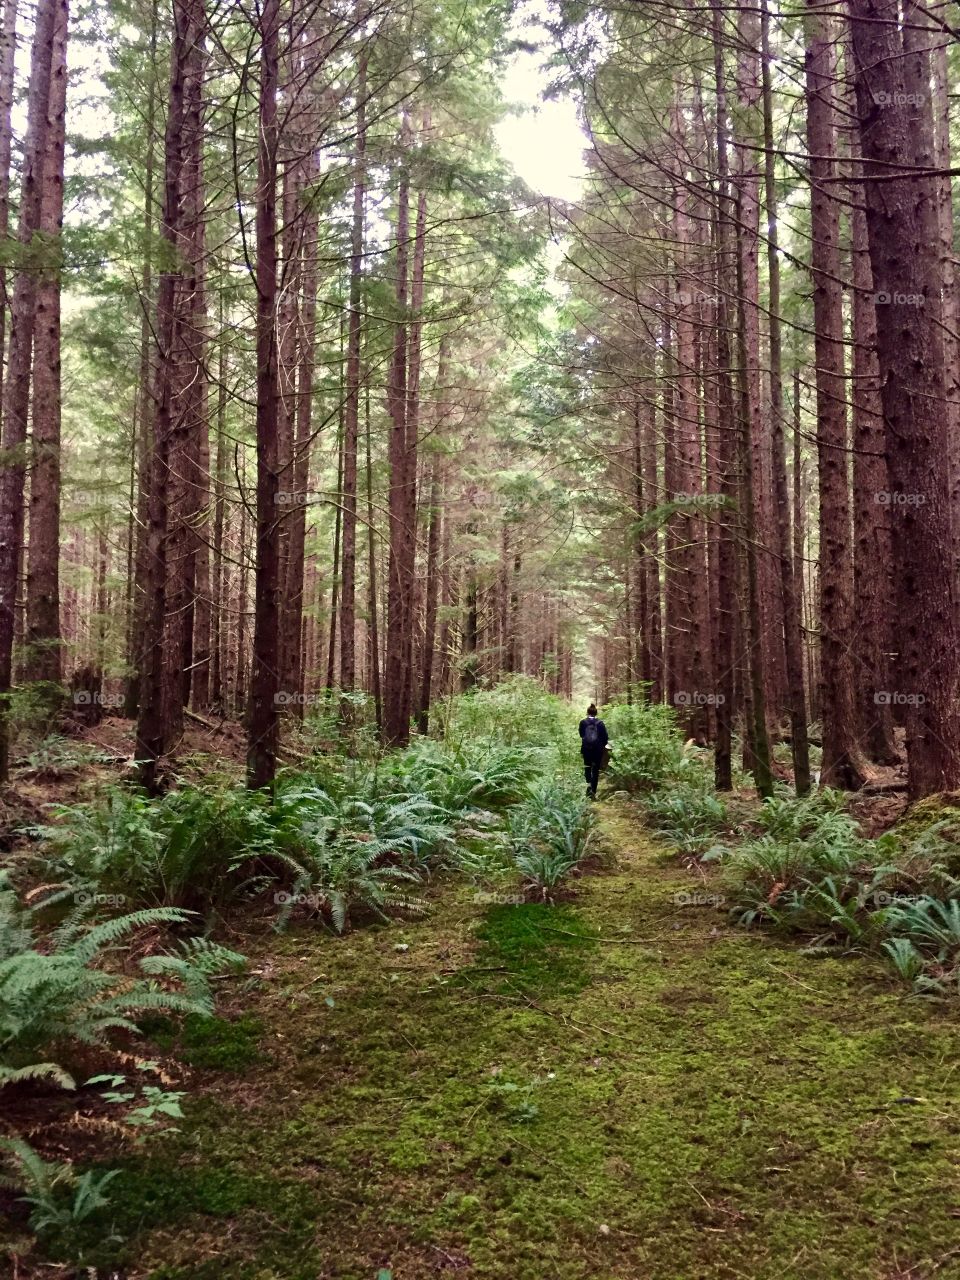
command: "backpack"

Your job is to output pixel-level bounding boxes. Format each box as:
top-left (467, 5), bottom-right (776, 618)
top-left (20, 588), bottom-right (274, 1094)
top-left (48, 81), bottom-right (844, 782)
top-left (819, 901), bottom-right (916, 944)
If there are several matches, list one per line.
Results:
top-left (582, 718), bottom-right (600, 749)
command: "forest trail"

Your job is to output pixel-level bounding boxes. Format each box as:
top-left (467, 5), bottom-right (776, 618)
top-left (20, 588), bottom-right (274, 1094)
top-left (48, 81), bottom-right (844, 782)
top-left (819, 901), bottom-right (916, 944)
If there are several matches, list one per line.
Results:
top-left (82, 799), bottom-right (960, 1280)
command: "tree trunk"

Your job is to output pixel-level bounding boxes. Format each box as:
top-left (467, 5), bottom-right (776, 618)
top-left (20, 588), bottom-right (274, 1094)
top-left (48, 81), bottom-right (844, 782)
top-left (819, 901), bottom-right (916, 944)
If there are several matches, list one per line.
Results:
top-left (383, 125), bottom-right (412, 745)
top-left (0, 0), bottom-right (19, 402)
top-left (0, 0), bottom-right (59, 779)
top-left (246, 0), bottom-right (281, 790)
top-left (339, 53), bottom-right (366, 706)
top-left (761, 0), bottom-right (810, 793)
top-left (847, 88), bottom-right (898, 765)
top-left (849, 0), bottom-right (960, 798)
top-left (734, 186), bottom-right (774, 799)
top-left (417, 426), bottom-right (444, 733)
top-left (364, 363), bottom-right (382, 731)
top-left (24, 0), bottom-right (68, 687)
top-left (136, 0), bottom-right (191, 791)
top-left (805, 0), bottom-right (867, 790)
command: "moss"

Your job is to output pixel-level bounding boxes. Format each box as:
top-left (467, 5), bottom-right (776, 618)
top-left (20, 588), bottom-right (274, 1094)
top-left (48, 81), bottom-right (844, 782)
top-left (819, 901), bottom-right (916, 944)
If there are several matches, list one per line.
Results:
top-left (893, 791), bottom-right (960, 862)
top-left (143, 1012), bottom-right (265, 1071)
top-left (469, 902), bottom-right (598, 995)
top-left (27, 799), bottom-right (960, 1280)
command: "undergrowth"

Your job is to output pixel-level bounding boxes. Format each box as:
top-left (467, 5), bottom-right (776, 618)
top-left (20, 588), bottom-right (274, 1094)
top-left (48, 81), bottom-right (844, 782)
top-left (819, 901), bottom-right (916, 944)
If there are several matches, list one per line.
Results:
top-left (595, 693), bottom-right (960, 998)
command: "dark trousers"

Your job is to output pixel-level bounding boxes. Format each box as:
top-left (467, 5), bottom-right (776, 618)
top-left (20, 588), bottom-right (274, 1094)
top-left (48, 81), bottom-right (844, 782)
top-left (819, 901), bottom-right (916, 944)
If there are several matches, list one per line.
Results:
top-left (583, 758), bottom-right (600, 794)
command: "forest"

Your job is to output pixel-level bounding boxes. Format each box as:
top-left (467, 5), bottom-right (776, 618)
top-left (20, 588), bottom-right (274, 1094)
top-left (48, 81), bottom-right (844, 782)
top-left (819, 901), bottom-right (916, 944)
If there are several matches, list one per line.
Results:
top-left (2, 0), bottom-right (960, 1276)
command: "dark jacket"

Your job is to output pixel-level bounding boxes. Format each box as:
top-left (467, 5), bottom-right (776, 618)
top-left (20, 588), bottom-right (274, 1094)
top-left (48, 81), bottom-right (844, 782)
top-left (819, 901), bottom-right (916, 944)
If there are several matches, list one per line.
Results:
top-left (578, 716), bottom-right (608, 761)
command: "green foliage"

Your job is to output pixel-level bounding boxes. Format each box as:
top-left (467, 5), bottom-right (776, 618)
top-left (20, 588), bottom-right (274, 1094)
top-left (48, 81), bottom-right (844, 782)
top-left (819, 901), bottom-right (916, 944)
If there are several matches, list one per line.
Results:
top-left (507, 777), bottom-right (594, 898)
top-left (484, 1075), bottom-right (551, 1124)
top-left (718, 790), bottom-right (875, 929)
top-left (0, 1136), bottom-right (119, 1235)
top-left (270, 777), bottom-right (438, 931)
top-left (5, 683), bottom-right (70, 758)
top-left (884, 897), bottom-right (960, 955)
top-left (881, 937), bottom-right (925, 983)
top-left (392, 736), bottom-right (543, 814)
top-left (88, 1071), bottom-right (187, 1131)
top-left (601, 699), bottom-right (696, 792)
top-left (0, 871), bottom-right (243, 1090)
top-left (16, 734), bottom-right (116, 779)
top-left (644, 785), bottom-right (729, 855)
top-left (138, 937), bottom-right (247, 1011)
top-left (40, 784), bottom-right (277, 914)
top-left (443, 675), bottom-right (575, 755)
top-left (705, 788), bottom-right (960, 984)
top-left (753, 786), bottom-right (850, 839)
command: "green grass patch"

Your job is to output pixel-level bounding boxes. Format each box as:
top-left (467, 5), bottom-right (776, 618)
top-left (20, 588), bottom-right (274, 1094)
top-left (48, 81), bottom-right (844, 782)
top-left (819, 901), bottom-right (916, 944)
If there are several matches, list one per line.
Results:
top-left (141, 1013), bottom-right (265, 1072)
top-left (470, 902), bottom-right (598, 995)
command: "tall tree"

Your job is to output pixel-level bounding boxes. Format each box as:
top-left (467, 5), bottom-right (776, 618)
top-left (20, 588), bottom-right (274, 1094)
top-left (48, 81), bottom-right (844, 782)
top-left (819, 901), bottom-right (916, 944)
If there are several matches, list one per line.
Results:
top-left (805, 0), bottom-right (866, 789)
top-left (849, 0), bottom-right (960, 798)
top-left (0, 0), bottom-right (59, 779)
top-left (247, 0), bottom-right (282, 789)
top-left (24, 0), bottom-right (69, 686)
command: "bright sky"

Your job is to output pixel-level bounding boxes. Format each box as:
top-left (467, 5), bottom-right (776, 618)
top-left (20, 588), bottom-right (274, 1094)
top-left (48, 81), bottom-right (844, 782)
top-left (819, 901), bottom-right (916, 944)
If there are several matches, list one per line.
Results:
top-left (493, 6), bottom-right (588, 202)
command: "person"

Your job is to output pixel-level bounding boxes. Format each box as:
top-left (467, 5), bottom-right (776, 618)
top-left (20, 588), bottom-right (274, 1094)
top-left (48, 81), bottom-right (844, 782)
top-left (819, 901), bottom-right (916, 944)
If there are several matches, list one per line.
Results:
top-left (579, 703), bottom-right (608, 798)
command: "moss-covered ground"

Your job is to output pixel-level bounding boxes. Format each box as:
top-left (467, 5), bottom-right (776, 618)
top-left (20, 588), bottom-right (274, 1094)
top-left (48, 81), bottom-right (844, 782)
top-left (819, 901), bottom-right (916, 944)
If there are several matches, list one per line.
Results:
top-left (23, 799), bottom-right (960, 1279)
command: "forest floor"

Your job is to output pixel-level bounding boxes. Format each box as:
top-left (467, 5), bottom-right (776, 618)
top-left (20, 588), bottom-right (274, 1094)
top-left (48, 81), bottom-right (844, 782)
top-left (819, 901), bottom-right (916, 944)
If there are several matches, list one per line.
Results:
top-left (13, 793), bottom-right (960, 1280)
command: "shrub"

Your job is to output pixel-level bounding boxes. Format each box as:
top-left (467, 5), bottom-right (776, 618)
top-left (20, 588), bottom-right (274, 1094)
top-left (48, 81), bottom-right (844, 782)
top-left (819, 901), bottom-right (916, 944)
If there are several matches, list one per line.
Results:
top-left (0, 1136), bottom-right (119, 1235)
top-left (752, 786), bottom-right (849, 839)
top-left (720, 800), bottom-right (877, 929)
top-left (644, 785), bottom-right (729, 855)
top-left (601, 700), bottom-right (696, 792)
top-left (507, 778), bottom-right (594, 899)
top-left (16, 735), bottom-right (116, 780)
top-left (38, 784), bottom-right (277, 915)
top-left (442, 675), bottom-right (574, 754)
top-left (269, 778), bottom-right (437, 931)
top-left (392, 738), bottom-right (543, 815)
top-left (0, 871), bottom-right (244, 1091)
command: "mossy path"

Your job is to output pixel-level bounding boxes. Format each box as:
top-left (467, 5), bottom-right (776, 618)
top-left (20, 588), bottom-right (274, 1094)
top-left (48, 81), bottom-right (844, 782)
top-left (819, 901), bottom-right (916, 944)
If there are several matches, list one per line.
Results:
top-left (68, 800), bottom-right (960, 1279)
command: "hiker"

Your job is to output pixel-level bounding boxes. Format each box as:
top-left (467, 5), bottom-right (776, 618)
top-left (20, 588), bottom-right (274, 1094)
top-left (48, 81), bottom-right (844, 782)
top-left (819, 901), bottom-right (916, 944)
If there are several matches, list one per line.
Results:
top-left (579, 703), bottom-right (608, 798)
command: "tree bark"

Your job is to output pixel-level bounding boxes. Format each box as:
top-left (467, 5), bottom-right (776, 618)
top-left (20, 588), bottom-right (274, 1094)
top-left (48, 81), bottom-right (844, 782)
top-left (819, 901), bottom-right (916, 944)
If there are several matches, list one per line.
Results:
top-left (24, 0), bottom-right (68, 687)
top-left (246, 0), bottom-right (281, 790)
top-left (339, 53), bottom-right (366, 706)
top-left (0, 0), bottom-right (58, 779)
top-left (136, 0), bottom-right (191, 791)
top-left (805, 0), bottom-right (867, 790)
top-left (761, 0), bottom-right (810, 793)
top-left (849, 0), bottom-right (960, 798)
top-left (383, 123), bottom-right (412, 745)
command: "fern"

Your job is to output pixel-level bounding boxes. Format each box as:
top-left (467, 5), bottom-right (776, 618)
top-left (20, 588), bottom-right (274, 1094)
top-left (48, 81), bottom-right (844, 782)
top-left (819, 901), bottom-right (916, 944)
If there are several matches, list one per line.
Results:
top-left (882, 937), bottom-right (925, 983)
top-left (507, 778), bottom-right (594, 899)
top-left (0, 876), bottom-right (245, 1090)
top-left (0, 1136), bottom-right (119, 1233)
top-left (885, 897), bottom-right (960, 955)
top-left (139, 938), bottom-right (246, 1010)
